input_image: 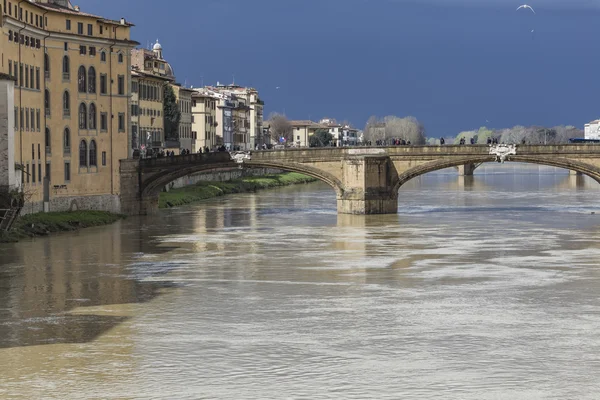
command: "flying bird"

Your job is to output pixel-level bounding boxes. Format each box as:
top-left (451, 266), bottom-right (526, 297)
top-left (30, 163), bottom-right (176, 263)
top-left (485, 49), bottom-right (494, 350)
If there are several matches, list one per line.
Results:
top-left (516, 4), bottom-right (535, 13)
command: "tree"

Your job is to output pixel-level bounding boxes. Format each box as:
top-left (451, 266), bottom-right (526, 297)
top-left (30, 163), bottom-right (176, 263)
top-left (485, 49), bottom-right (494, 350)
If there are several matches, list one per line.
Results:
top-left (309, 129), bottom-right (333, 147)
top-left (383, 116), bottom-right (426, 144)
top-left (163, 85), bottom-right (181, 140)
top-left (363, 116), bottom-right (386, 143)
top-left (267, 113), bottom-right (293, 144)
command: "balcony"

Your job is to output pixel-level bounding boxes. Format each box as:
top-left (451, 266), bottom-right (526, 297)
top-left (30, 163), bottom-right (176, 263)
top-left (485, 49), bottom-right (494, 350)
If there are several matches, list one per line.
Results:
top-left (63, 72), bottom-right (70, 81)
top-left (63, 147), bottom-right (71, 156)
top-left (63, 109), bottom-right (70, 117)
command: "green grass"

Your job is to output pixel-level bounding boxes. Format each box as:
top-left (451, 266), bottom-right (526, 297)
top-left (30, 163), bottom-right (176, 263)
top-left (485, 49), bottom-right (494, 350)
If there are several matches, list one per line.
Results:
top-left (0, 211), bottom-right (125, 243)
top-left (159, 172), bottom-right (317, 209)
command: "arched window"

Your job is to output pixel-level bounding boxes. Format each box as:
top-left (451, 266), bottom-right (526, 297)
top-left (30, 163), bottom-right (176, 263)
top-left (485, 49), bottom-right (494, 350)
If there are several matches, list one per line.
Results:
top-left (78, 103), bottom-right (87, 129)
top-left (79, 140), bottom-right (87, 167)
top-left (88, 66), bottom-right (96, 93)
top-left (118, 53), bottom-right (123, 63)
top-left (44, 89), bottom-right (50, 116)
top-left (63, 128), bottom-right (70, 151)
top-left (77, 66), bottom-right (86, 93)
top-left (100, 51), bottom-right (106, 62)
top-left (45, 127), bottom-right (51, 151)
top-left (88, 103), bottom-right (96, 130)
top-left (62, 56), bottom-right (70, 79)
top-left (63, 91), bottom-right (70, 116)
top-left (89, 140), bottom-right (97, 166)
top-left (44, 53), bottom-right (50, 78)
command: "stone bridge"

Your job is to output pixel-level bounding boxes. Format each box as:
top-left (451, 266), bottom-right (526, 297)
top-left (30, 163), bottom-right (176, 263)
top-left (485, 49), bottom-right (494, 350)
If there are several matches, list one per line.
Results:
top-left (119, 144), bottom-right (600, 215)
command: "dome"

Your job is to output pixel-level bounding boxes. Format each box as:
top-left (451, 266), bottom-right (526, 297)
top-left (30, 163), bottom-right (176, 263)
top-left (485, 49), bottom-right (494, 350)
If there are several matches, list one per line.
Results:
top-left (165, 63), bottom-right (175, 79)
top-left (152, 39), bottom-right (162, 51)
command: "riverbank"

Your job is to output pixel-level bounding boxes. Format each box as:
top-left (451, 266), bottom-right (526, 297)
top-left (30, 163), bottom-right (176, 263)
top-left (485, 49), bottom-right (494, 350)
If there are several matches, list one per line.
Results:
top-left (159, 172), bottom-right (317, 208)
top-left (0, 211), bottom-right (125, 243)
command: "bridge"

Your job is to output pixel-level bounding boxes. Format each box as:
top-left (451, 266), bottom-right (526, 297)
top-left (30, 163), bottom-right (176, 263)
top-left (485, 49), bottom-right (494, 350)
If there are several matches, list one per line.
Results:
top-left (119, 144), bottom-right (600, 215)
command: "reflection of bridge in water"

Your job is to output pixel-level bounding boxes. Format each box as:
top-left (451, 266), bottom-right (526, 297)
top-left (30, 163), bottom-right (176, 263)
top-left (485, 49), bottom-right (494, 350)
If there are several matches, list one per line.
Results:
top-left (120, 144), bottom-right (600, 215)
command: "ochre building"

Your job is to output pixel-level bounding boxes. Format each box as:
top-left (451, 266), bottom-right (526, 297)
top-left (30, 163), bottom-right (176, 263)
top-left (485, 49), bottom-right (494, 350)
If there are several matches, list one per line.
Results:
top-left (0, 0), bottom-right (137, 213)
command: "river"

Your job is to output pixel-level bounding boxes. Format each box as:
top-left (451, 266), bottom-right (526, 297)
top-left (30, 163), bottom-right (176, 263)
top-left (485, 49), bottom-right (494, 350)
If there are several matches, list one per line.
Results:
top-left (1, 164), bottom-right (600, 399)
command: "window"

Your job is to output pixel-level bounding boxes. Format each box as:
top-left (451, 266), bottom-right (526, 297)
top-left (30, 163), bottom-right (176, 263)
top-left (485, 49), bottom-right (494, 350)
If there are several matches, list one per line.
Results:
top-left (118, 53), bottom-right (123, 63)
top-left (101, 151), bottom-right (106, 166)
top-left (132, 81), bottom-right (138, 93)
top-left (29, 66), bottom-right (33, 87)
top-left (89, 140), bottom-right (97, 166)
top-left (118, 113), bottom-right (125, 132)
top-left (36, 39), bottom-right (40, 49)
top-left (45, 128), bottom-right (51, 153)
top-left (88, 103), bottom-right (96, 130)
top-left (14, 107), bottom-right (17, 130)
top-left (79, 45), bottom-right (86, 55)
top-left (25, 36), bottom-right (29, 46)
top-left (79, 103), bottom-right (87, 129)
top-left (13, 61), bottom-right (17, 82)
top-left (8, 61), bottom-right (12, 78)
top-left (64, 162), bottom-right (70, 181)
top-left (66, 19), bottom-right (71, 30)
top-left (100, 112), bottom-right (107, 131)
top-left (100, 51), bottom-right (106, 62)
top-left (8, 30), bottom-right (12, 41)
top-left (99, 74), bottom-right (107, 94)
top-left (89, 46), bottom-right (96, 56)
top-left (117, 75), bottom-right (124, 95)
top-left (63, 128), bottom-right (71, 154)
top-left (62, 55), bottom-right (70, 80)
top-left (38, 164), bottom-right (41, 184)
top-left (44, 90), bottom-right (50, 116)
top-left (20, 108), bottom-right (23, 130)
top-left (46, 162), bottom-right (51, 182)
top-left (77, 22), bottom-right (83, 35)
top-left (88, 66), bottom-right (96, 93)
top-left (64, 42), bottom-right (68, 51)
top-left (25, 108), bottom-right (29, 131)
top-left (30, 109), bottom-right (34, 131)
top-left (26, 164), bottom-right (29, 183)
top-left (19, 63), bottom-right (22, 87)
top-left (32, 162), bottom-right (35, 183)
top-left (100, 26), bottom-right (103, 35)
top-left (44, 54), bottom-right (49, 78)
top-left (79, 140), bottom-right (87, 167)
top-left (63, 91), bottom-right (70, 116)
top-left (35, 67), bottom-right (40, 89)
top-left (87, 24), bottom-right (93, 36)
top-left (36, 109), bottom-right (40, 131)
top-left (77, 66), bottom-right (86, 93)
top-left (24, 66), bottom-right (28, 88)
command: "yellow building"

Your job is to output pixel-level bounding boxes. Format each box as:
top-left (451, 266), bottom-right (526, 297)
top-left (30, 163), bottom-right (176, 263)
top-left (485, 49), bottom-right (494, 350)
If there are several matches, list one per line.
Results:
top-left (131, 41), bottom-right (174, 154)
top-left (289, 120), bottom-right (328, 147)
top-left (0, 0), bottom-right (137, 213)
top-left (191, 90), bottom-right (217, 151)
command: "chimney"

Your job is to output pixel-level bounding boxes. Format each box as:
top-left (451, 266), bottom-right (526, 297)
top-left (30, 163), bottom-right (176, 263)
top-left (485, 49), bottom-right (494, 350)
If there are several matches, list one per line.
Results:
top-left (120, 17), bottom-right (126, 25)
top-left (74, 5), bottom-right (80, 11)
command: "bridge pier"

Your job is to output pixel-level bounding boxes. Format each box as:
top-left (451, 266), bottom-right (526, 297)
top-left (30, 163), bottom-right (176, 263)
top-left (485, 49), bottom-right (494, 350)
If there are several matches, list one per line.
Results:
top-left (457, 163), bottom-right (477, 176)
top-left (337, 155), bottom-right (398, 214)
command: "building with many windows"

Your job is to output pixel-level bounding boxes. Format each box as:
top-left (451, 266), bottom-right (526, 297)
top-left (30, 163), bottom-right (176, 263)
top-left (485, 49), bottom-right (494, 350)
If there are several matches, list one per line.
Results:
top-left (191, 89), bottom-right (218, 151)
top-left (130, 40), bottom-right (175, 154)
top-left (0, 0), bottom-right (137, 212)
top-left (171, 83), bottom-right (193, 153)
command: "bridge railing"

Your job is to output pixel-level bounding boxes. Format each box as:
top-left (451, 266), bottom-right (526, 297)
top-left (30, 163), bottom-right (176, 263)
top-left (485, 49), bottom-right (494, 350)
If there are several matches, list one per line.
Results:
top-left (139, 152), bottom-right (233, 168)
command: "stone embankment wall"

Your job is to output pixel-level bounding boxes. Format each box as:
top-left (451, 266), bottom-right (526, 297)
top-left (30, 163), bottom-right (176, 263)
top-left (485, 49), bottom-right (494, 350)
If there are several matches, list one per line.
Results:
top-left (165, 168), bottom-right (282, 191)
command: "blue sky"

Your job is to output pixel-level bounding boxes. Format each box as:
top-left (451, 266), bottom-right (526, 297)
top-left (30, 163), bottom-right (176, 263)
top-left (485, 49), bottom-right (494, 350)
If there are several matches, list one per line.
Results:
top-left (77, 0), bottom-right (600, 137)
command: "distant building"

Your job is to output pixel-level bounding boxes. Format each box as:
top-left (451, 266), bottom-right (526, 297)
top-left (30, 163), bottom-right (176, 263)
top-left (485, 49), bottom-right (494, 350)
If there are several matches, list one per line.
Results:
top-left (191, 89), bottom-right (218, 151)
top-left (341, 124), bottom-right (359, 146)
top-left (131, 40), bottom-right (175, 154)
top-left (584, 119), bottom-right (600, 140)
top-left (289, 120), bottom-right (328, 147)
top-left (319, 118), bottom-right (342, 146)
top-left (171, 83), bottom-right (194, 152)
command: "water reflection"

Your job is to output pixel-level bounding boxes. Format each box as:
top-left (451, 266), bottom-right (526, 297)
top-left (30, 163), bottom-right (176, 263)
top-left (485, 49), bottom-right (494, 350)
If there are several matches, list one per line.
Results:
top-left (1, 166), bottom-right (600, 399)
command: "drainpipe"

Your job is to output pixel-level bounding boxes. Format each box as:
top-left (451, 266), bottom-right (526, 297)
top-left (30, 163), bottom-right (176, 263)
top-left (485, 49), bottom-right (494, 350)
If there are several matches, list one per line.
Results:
top-left (16, 0), bottom-right (25, 174)
top-left (109, 28), bottom-right (117, 194)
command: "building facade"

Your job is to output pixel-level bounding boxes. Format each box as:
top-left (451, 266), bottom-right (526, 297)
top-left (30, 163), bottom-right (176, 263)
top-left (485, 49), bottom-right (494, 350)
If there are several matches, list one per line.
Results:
top-left (289, 120), bottom-right (327, 147)
top-left (131, 41), bottom-right (174, 154)
top-left (171, 83), bottom-right (193, 153)
top-left (584, 120), bottom-right (600, 140)
top-left (191, 90), bottom-right (217, 151)
top-left (1, 0), bottom-right (137, 213)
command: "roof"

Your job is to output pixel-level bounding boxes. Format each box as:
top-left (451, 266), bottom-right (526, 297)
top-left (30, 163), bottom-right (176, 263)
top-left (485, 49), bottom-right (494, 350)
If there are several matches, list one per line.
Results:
top-left (289, 120), bottom-right (316, 127)
top-left (131, 69), bottom-right (172, 82)
top-left (32, 2), bottom-right (135, 26)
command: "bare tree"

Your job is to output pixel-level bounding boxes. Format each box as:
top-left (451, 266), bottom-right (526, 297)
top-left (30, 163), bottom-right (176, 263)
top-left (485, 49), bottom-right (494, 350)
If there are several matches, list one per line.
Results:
top-left (383, 116), bottom-right (426, 144)
top-left (363, 116), bottom-right (386, 143)
top-left (267, 113), bottom-right (293, 144)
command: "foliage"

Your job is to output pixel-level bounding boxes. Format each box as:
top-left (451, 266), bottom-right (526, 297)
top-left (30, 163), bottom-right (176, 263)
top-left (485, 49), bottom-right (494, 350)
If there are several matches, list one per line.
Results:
top-left (442, 125), bottom-right (583, 145)
top-left (364, 115), bottom-right (426, 144)
top-left (0, 211), bottom-right (125, 242)
top-left (309, 129), bottom-right (334, 147)
top-left (159, 173), bottom-right (317, 208)
top-left (266, 113), bottom-right (293, 144)
top-left (163, 84), bottom-right (181, 140)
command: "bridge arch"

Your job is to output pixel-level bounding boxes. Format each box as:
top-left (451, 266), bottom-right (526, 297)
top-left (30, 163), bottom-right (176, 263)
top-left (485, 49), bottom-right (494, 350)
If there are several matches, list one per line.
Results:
top-left (393, 155), bottom-right (600, 192)
top-left (140, 159), bottom-right (344, 199)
